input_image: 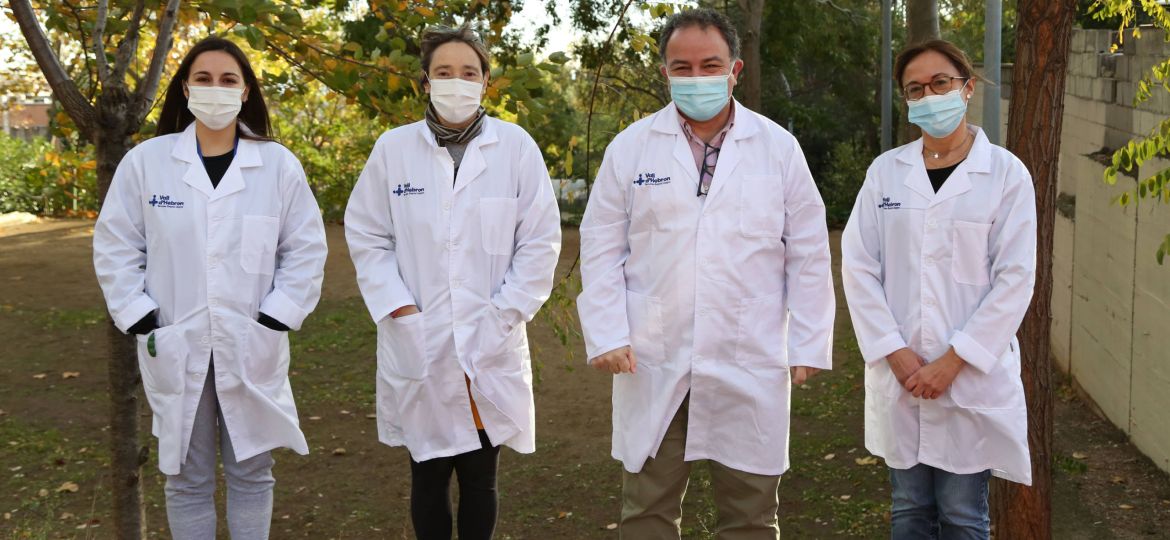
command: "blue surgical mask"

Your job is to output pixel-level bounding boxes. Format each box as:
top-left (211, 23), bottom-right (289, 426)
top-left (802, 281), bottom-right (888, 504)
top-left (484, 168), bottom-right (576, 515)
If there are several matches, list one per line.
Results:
top-left (907, 85), bottom-right (969, 138)
top-left (670, 73), bottom-right (731, 122)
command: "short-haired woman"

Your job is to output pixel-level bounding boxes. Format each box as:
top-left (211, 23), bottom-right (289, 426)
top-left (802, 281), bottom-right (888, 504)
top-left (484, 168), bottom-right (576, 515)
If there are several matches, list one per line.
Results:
top-left (344, 25), bottom-right (561, 540)
top-left (842, 39), bottom-right (1037, 539)
top-left (93, 36), bottom-right (327, 539)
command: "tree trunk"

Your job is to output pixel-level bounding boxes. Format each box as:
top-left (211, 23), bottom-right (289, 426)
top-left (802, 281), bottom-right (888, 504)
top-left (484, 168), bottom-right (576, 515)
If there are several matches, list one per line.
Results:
top-left (992, 1), bottom-right (1076, 538)
top-left (95, 89), bottom-right (146, 539)
top-left (735, 0), bottom-right (764, 111)
top-left (906, 0), bottom-right (939, 45)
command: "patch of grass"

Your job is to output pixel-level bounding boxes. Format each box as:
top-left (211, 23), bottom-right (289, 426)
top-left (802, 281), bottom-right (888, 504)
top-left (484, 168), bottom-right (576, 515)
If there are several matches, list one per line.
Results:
top-left (1055, 453), bottom-right (1089, 475)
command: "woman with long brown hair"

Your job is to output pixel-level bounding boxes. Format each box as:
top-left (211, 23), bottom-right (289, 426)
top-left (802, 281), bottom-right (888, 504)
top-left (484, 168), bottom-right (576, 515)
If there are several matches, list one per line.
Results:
top-left (93, 36), bottom-right (327, 538)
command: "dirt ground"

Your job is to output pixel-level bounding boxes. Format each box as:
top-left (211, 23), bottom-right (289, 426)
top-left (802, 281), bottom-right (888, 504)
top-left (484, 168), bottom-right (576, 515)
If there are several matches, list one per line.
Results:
top-left (0, 219), bottom-right (1168, 539)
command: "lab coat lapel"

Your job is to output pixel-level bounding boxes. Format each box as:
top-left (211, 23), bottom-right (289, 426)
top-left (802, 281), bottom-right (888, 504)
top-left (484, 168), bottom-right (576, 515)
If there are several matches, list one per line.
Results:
top-left (209, 137), bottom-right (263, 202)
top-left (173, 125), bottom-right (215, 199)
top-left (703, 102), bottom-right (757, 203)
top-left (929, 127), bottom-right (990, 207)
top-left (453, 119), bottom-right (499, 194)
top-left (895, 138), bottom-right (937, 203)
top-left (650, 104), bottom-right (699, 188)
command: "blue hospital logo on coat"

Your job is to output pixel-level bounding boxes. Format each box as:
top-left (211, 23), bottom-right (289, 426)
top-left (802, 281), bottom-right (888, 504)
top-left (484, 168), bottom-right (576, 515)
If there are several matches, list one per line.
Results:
top-left (877, 197), bottom-right (902, 210)
top-left (633, 172), bottom-right (671, 186)
top-left (148, 194), bottom-right (185, 209)
top-left (393, 183), bottom-right (425, 196)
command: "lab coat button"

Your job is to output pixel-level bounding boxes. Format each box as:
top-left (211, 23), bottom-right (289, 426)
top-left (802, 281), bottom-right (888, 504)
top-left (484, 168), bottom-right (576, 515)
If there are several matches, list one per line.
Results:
top-left (443, 201), bottom-right (452, 210)
top-left (200, 336), bottom-right (210, 345)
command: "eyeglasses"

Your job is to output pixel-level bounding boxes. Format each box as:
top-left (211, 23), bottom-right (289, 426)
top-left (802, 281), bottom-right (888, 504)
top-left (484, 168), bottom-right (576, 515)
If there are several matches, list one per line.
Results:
top-left (903, 75), bottom-right (969, 101)
top-left (697, 143), bottom-right (720, 197)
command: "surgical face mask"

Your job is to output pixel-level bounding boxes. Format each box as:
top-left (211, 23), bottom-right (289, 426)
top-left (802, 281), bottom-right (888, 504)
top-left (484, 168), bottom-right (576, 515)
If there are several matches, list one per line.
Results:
top-left (670, 73), bottom-right (731, 122)
top-left (186, 85), bottom-right (244, 131)
top-left (428, 77), bottom-right (484, 123)
top-left (907, 84), bottom-right (970, 138)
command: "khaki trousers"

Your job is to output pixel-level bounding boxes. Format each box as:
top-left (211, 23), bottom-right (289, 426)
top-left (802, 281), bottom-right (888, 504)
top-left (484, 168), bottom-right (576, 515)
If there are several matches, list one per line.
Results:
top-left (620, 395), bottom-right (782, 539)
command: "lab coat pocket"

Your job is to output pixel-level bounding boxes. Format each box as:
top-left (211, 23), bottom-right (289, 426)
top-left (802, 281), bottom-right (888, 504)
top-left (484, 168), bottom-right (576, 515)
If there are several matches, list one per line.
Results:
top-left (240, 215), bottom-right (280, 275)
top-left (480, 198), bottom-right (518, 256)
top-left (626, 290), bottom-right (666, 367)
top-left (951, 220), bottom-right (993, 286)
top-left (242, 318), bottom-right (290, 387)
top-left (377, 311), bottom-right (430, 380)
top-left (740, 174), bottom-right (785, 238)
top-left (735, 291), bottom-right (787, 367)
top-left (136, 325), bottom-right (189, 396)
top-left (950, 348), bottom-right (1025, 410)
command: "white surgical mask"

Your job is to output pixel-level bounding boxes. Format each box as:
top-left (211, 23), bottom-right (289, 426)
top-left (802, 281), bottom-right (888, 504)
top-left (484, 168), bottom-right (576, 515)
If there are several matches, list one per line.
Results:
top-left (186, 85), bottom-right (244, 131)
top-left (670, 73), bottom-right (731, 122)
top-left (428, 77), bottom-right (484, 123)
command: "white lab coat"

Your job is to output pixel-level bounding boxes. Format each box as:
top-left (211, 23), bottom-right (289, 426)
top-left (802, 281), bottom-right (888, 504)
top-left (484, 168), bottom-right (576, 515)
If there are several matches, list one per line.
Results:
top-left (577, 101), bottom-right (835, 476)
top-left (841, 126), bottom-right (1035, 485)
top-left (345, 117), bottom-right (561, 461)
top-left (93, 123), bottom-right (327, 475)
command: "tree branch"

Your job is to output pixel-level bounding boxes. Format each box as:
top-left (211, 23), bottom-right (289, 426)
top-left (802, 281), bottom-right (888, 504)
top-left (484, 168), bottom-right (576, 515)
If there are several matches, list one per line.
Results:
top-left (112, 0), bottom-right (147, 86)
top-left (133, 0), bottom-right (181, 122)
top-left (603, 73), bottom-right (668, 107)
top-left (267, 24), bottom-right (406, 76)
top-left (93, 0), bottom-right (110, 83)
top-left (61, 0), bottom-right (97, 100)
top-left (7, 0), bottom-right (96, 137)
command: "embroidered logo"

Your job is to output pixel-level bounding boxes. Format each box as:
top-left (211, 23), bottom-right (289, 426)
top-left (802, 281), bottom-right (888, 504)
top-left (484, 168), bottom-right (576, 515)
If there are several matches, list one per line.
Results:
top-left (877, 196), bottom-right (902, 210)
top-left (633, 172), bottom-right (671, 186)
top-left (393, 183), bottom-right (425, 197)
top-left (148, 194), bottom-right (185, 209)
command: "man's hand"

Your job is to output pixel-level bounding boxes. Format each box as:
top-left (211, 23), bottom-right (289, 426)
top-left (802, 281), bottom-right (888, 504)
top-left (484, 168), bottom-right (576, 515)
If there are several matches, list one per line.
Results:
top-left (391, 305), bottom-right (420, 319)
top-left (791, 366), bottom-right (820, 386)
top-left (886, 347), bottom-right (927, 386)
top-left (590, 346), bottom-right (637, 374)
top-left (905, 348), bottom-right (966, 399)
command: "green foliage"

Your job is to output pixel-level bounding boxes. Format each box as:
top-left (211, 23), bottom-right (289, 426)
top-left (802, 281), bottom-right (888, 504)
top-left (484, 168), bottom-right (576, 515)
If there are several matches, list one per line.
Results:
top-left (0, 132), bottom-right (97, 217)
top-left (819, 139), bottom-right (873, 227)
top-left (1092, 0), bottom-right (1170, 264)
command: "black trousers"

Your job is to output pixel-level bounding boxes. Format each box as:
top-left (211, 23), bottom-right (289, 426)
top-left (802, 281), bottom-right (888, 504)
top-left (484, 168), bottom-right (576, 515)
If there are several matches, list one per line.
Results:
top-left (409, 430), bottom-right (501, 540)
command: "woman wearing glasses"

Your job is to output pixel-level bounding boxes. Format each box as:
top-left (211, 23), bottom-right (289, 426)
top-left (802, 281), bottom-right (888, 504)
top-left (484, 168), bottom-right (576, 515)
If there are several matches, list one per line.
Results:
top-left (841, 40), bottom-right (1036, 538)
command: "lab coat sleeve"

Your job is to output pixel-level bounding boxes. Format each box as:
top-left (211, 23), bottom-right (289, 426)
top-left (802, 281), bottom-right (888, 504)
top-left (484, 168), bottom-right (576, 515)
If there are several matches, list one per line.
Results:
top-left (259, 154), bottom-right (328, 331)
top-left (490, 138), bottom-right (562, 328)
top-left (949, 162), bottom-right (1037, 374)
top-left (576, 143), bottom-right (632, 361)
top-left (841, 170), bottom-right (908, 365)
top-left (93, 152), bottom-right (159, 333)
top-left (781, 139), bottom-right (835, 370)
top-left (345, 136), bottom-right (418, 323)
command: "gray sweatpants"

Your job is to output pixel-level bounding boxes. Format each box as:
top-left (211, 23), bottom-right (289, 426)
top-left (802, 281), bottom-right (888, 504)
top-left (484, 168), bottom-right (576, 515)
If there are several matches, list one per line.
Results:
top-left (164, 363), bottom-right (275, 539)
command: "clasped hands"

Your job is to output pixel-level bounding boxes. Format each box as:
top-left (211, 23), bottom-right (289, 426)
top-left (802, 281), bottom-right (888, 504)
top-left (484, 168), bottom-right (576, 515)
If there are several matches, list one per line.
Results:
top-left (886, 346), bottom-right (966, 400)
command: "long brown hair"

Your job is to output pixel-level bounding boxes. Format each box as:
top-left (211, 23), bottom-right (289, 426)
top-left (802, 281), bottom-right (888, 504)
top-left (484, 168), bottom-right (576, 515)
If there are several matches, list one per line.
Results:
top-left (893, 39), bottom-right (979, 88)
top-left (156, 36), bottom-right (272, 140)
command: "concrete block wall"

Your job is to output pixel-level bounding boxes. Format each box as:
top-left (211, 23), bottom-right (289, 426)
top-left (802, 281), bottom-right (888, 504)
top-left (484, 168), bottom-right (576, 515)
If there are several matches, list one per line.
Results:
top-left (973, 28), bottom-right (1170, 473)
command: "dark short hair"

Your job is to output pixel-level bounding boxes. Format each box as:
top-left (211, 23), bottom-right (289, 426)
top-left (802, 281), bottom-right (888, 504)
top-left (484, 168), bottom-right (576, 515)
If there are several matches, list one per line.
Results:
top-left (658, 8), bottom-right (741, 62)
top-left (894, 39), bottom-right (978, 88)
top-left (420, 24), bottom-right (490, 84)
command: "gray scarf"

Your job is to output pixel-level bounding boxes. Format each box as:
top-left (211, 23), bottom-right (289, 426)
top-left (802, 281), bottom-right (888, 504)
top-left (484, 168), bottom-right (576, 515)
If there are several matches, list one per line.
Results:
top-left (425, 104), bottom-right (486, 146)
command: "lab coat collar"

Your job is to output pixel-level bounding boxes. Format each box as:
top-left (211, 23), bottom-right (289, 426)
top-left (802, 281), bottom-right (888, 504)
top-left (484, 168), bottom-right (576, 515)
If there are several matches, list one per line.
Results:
top-left (173, 122), bottom-right (265, 201)
top-left (650, 100), bottom-right (760, 196)
top-left (895, 125), bottom-right (991, 206)
top-left (417, 116), bottom-right (500, 194)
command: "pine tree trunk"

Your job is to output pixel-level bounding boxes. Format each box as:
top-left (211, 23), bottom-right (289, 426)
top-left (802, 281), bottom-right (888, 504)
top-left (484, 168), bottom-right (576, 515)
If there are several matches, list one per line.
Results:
top-left (992, 0), bottom-right (1077, 537)
top-left (906, 0), bottom-right (939, 45)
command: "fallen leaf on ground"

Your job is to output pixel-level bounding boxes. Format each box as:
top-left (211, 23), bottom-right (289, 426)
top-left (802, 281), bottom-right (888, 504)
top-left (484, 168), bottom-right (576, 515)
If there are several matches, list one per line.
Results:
top-left (332, 447), bottom-right (347, 456)
top-left (308, 416), bottom-right (322, 421)
top-left (1110, 475), bottom-right (1126, 484)
top-left (558, 511), bottom-right (570, 518)
top-left (340, 410), bottom-right (350, 415)
top-left (59, 512), bottom-right (74, 520)
top-left (37, 488), bottom-right (49, 497)
top-left (1119, 504), bottom-right (1134, 510)
top-left (605, 523), bottom-right (618, 530)
top-left (823, 453), bottom-right (836, 461)
top-left (839, 495), bottom-right (852, 501)
top-left (855, 456), bottom-right (880, 466)
top-left (32, 374), bottom-right (46, 379)
top-left (62, 372), bottom-right (80, 379)
top-left (56, 481), bottom-right (79, 493)
top-left (1072, 451), bottom-right (1087, 460)
top-left (365, 413), bottom-right (376, 419)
